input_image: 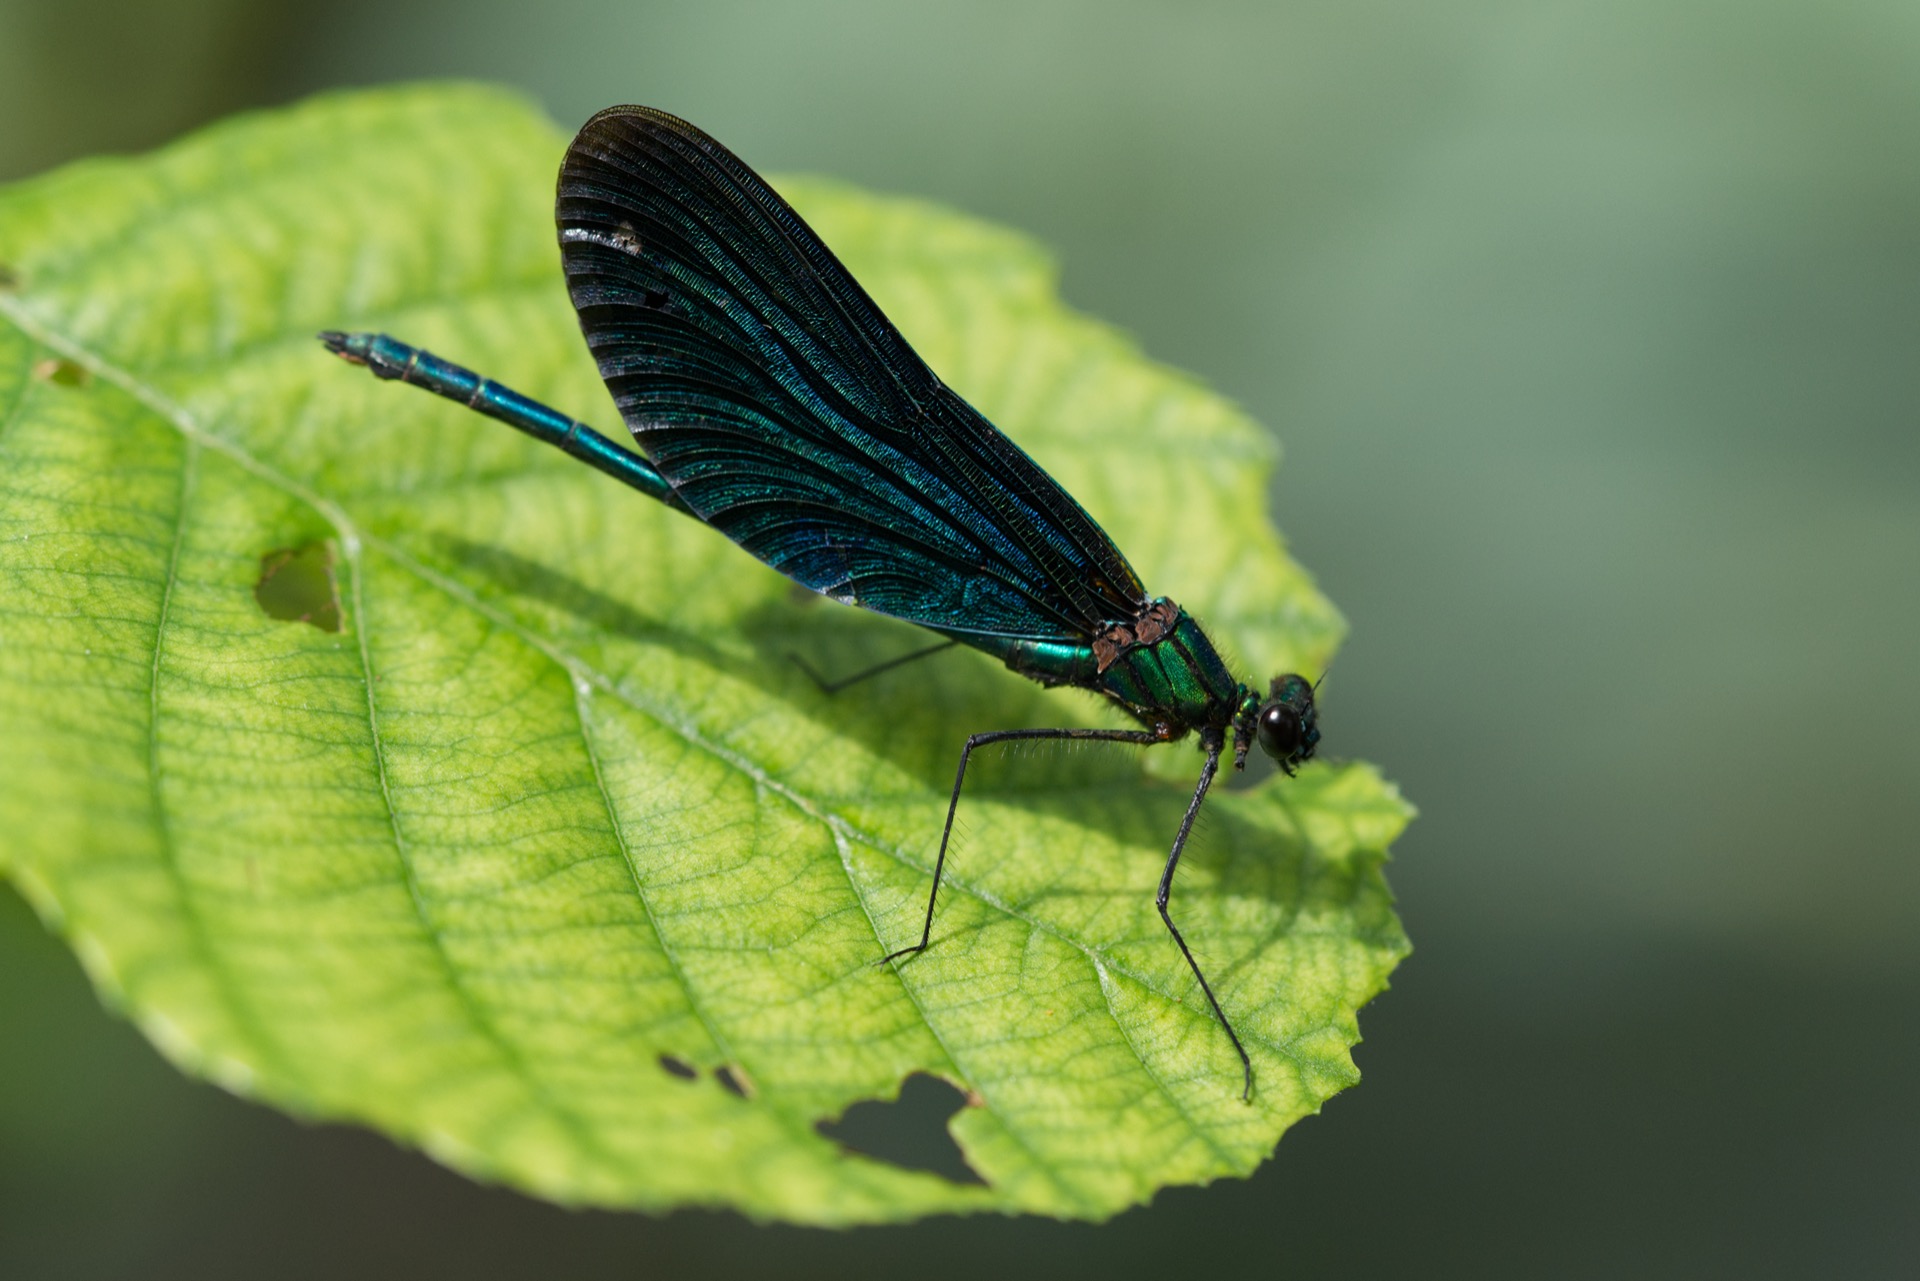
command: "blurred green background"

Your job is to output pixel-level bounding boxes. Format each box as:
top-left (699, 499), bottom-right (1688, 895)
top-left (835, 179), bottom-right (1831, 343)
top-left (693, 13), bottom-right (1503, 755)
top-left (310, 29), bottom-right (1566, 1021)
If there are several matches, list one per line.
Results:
top-left (2, 0), bottom-right (1914, 1275)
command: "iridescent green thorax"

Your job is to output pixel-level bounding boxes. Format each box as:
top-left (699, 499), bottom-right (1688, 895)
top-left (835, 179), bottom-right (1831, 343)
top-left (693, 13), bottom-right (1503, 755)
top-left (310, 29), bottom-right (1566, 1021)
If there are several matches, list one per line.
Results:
top-left (1093, 599), bottom-right (1243, 730)
top-left (985, 598), bottom-right (1246, 733)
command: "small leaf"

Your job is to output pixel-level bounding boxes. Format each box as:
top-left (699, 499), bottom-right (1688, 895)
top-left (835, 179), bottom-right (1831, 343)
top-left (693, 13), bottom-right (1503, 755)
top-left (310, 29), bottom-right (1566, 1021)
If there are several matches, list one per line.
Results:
top-left (0, 84), bottom-right (1410, 1223)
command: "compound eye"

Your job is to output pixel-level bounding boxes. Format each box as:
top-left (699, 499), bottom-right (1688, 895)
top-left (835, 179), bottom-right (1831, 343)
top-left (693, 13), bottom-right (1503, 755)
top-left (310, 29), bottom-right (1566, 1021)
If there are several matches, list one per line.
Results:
top-left (1256, 703), bottom-right (1302, 760)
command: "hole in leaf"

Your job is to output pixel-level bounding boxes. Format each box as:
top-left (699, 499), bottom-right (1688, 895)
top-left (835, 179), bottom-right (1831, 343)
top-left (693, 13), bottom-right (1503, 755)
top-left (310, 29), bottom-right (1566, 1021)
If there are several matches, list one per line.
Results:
top-left (255, 542), bottom-right (342, 632)
top-left (658, 1053), bottom-right (697, 1081)
top-left (714, 1064), bottom-right (753, 1098)
top-left (31, 358), bottom-right (89, 388)
top-left (815, 1072), bottom-right (987, 1186)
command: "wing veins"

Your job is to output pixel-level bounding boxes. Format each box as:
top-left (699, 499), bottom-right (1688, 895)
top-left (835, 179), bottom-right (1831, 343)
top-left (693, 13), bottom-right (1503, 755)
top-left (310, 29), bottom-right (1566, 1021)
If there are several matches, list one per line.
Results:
top-left (558, 106), bottom-right (1151, 643)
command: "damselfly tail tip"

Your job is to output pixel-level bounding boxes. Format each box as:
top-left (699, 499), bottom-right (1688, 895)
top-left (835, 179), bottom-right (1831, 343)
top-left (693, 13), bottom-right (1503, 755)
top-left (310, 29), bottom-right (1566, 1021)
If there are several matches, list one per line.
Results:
top-left (315, 330), bottom-right (364, 363)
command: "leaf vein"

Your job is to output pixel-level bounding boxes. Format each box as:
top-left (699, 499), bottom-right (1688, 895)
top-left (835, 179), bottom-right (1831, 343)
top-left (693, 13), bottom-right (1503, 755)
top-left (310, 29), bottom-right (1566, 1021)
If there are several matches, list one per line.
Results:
top-left (344, 535), bottom-right (631, 1178)
top-left (142, 439), bottom-right (300, 1087)
top-left (1091, 956), bottom-right (1239, 1166)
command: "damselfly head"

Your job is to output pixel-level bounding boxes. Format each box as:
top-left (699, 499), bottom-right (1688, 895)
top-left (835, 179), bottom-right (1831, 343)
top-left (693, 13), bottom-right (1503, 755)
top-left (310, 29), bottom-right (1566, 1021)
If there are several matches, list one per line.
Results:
top-left (1255, 673), bottom-right (1320, 773)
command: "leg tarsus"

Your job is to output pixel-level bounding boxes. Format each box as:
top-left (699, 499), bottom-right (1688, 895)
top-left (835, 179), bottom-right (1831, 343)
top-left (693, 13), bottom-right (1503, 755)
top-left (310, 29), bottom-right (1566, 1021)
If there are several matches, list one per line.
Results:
top-left (1154, 738), bottom-right (1254, 1101)
top-left (790, 639), bottom-right (958, 695)
top-left (876, 940), bottom-right (926, 967)
top-left (883, 725), bottom-right (1165, 971)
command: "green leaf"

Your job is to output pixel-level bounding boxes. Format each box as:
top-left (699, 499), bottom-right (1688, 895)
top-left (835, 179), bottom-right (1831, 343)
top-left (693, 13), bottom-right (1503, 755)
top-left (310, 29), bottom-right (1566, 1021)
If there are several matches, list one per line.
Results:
top-left (0, 84), bottom-right (1411, 1223)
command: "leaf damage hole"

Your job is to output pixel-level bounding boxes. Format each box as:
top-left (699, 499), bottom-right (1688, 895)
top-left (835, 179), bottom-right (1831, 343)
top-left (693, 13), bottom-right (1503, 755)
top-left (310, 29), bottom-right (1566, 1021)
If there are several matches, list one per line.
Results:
top-left (31, 358), bottom-right (89, 388)
top-left (815, 1072), bottom-right (987, 1186)
top-left (255, 541), bottom-right (342, 632)
top-left (658, 1053), bottom-right (697, 1081)
top-left (714, 1063), bottom-right (753, 1098)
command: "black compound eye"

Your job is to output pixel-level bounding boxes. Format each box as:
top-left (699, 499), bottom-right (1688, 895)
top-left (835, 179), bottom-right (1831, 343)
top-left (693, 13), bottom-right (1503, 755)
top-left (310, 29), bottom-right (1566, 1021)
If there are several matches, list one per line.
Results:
top-left (1256, 703), bottom-right (1301, 760)
top-left (1254, 673), bottom-right (1320, 764)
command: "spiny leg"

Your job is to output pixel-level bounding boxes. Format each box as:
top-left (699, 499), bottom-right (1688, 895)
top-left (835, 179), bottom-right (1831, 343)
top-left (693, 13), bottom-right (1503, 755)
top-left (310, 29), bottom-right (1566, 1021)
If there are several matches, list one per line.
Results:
top-left (1154, 736), bottom-right (1253, 1101)
top-left (882, 726), bottom-right (1165, 966)
top-left (791, 639), bottom-right (959, 695)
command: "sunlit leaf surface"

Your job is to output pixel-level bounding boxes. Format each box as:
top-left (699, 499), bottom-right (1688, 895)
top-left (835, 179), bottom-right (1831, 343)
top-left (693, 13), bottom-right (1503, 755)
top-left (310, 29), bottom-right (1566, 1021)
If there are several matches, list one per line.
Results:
top-left (0, 84), bottom-right (1409, 1223)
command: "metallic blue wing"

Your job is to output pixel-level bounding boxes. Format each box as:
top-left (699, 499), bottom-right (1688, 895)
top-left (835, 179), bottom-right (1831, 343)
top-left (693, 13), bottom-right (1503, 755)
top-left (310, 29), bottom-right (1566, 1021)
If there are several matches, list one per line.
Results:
top-left (557, 106), bottom-right (1148, 643)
